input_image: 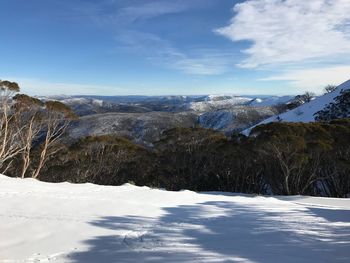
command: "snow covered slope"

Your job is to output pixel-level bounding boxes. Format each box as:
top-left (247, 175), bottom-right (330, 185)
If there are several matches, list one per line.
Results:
top-left (199, 106), bottom-right (275, 132)
top-left (244, 79), bottom-right (350, 134)
top-left (1, 175), bottom-right (349, 262)
top-left (189, 95), bottom-right (294, 112)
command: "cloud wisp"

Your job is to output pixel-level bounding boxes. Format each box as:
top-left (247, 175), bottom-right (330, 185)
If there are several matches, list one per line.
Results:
top-left (115, 1), bottom-right (190, 24)
top-left (74, 0), bottom-right (231, 75)
top-left (8, 77), bottom-right (127, 96)
top-left (117, 31), bottom-right (234, 75)
top-left (261, 65), bottom-right (350, 94)
top-left (216, 0), bottom-right (350, 68)
top-left (77, 0), bottom-right (200, 26)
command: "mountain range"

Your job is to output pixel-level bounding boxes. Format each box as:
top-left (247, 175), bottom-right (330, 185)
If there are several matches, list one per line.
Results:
top-left (41, 79), bottom-right (350, 145)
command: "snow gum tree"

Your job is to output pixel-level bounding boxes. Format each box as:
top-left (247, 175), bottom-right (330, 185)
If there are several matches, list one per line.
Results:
top-left (0, 80), bottom-right (23, 172)
top-left (31, 101), bottom-right (76, 179)
top-left (13, 94), bottom-right (44, 178)
top-left (0, 79), bottom-right (76, 178)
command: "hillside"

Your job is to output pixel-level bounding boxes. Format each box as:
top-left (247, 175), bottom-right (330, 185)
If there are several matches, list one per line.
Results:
top-left (244, 79), bottom-right (350, 134)
top-left (1, 175), bottom-right (349, 262)
top-left (198, 106), bottom-right (276, 132)
top-left (66, 111), bottom-right (198, 145)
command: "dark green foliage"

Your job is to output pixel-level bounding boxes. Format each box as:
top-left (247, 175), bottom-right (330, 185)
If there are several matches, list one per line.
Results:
top-left (38, 135), bottom-right (157, 186)
top-left (0, 80), bottom-right (20, 92)
top-left (13, 94), bottom-right (44, 107)
top-left (155, 128), bottom-right (228, 191)
top-left (251, 121), bottom-right (350, 196)
top-left (45, 101), bottom-right (78, 119)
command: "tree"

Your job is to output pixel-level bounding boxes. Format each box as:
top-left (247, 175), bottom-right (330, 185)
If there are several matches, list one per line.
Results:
top-left (13, 94), bottom-right (44, 178)
top-left (31, 101), bottom-right (76, 179)
top-left (71, 136), bottom-right (130, 183)
top-left (262, 136), bottom-right (308, 195)
top-left (0, 80), bottom-right (23, 172)
top-left (301, 92), bottom-right (315, 103)
top-left (324, 85), bottom-right (337, 94)
top-left (37, 135), bottom-right (156, 186)
top-left (155, 128), bottom-right (227, 191)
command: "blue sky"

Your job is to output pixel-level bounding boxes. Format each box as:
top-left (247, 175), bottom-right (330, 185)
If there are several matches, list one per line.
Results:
top-left (1, 0), bottom-right (350, 96)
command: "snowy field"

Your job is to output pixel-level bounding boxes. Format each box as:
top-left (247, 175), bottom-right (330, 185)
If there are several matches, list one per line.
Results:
top-left (0, 175), bottom-right (349, 263)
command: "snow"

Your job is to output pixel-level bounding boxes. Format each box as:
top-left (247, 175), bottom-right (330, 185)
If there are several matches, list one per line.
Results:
top-left (61, 98), bottom-right (90, 105)
top-left (199, 110), bottom-right (235, 130)
top-left (198, 107), bottom-right (275, 132)
top-left (1, 175), bottom-right (349, 262)
top-left (189, 96), bottom-right (252, 112)
top-left (189, 95), bottom-right (294, 112)
top-left (243, 79), bottom-right (350, 135)
top-left (249, 96), bottom-right (294, 107)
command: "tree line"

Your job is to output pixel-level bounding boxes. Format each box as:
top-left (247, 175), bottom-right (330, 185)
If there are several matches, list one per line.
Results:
top-left (2, 79), bottom-right (349, 197)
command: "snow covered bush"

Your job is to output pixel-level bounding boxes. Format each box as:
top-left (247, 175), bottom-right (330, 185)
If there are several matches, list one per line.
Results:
top-left (314, 89), bottom-right (350, 121)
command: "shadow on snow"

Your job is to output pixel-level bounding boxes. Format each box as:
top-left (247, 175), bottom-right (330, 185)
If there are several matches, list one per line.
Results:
top-left (69, 200), bottom-right (350, 263)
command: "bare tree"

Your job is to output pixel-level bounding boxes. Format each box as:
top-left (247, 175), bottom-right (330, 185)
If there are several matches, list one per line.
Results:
top-left (32, 101), bottom-right (76, 179)
top-left (260, 136), bottom-right (309, 195)
top-left (81, 141), bottom-right (129, 183)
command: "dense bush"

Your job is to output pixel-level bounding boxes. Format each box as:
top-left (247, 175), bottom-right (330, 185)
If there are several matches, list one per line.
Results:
top-left (250, 120), bottom-right (350, 196)
top-left (8, 120), bottom-right (350, 198)
top-left (25, 135), bottom-right (158, 186)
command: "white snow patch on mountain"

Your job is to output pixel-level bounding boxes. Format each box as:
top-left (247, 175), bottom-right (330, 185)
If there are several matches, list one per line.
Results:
top-left (1, 175), bottom-right (349, 262)
top-left (249, 96), bottom-right (294, 106)
top-left (189, 96), bottom-right (252, 111)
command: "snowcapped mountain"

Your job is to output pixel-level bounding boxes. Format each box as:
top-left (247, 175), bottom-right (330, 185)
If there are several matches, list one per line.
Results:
top-left (243, 79), bottom-right (350, 135)
top-left (40, 93), bottom-right (300, 142)
top-left (42, 94), bottom-right (293, 115)
top-left (188, 95), bottom-right (252, 112)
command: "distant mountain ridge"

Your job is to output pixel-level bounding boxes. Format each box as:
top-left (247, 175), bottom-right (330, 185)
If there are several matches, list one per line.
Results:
top-left (40, 93), bottom-right (298, 144)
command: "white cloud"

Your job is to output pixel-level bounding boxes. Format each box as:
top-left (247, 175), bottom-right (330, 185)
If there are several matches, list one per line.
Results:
top-left (216, 0), bottom-right (350, 68)
top-left (261, 66), bottom-right (350, 93)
